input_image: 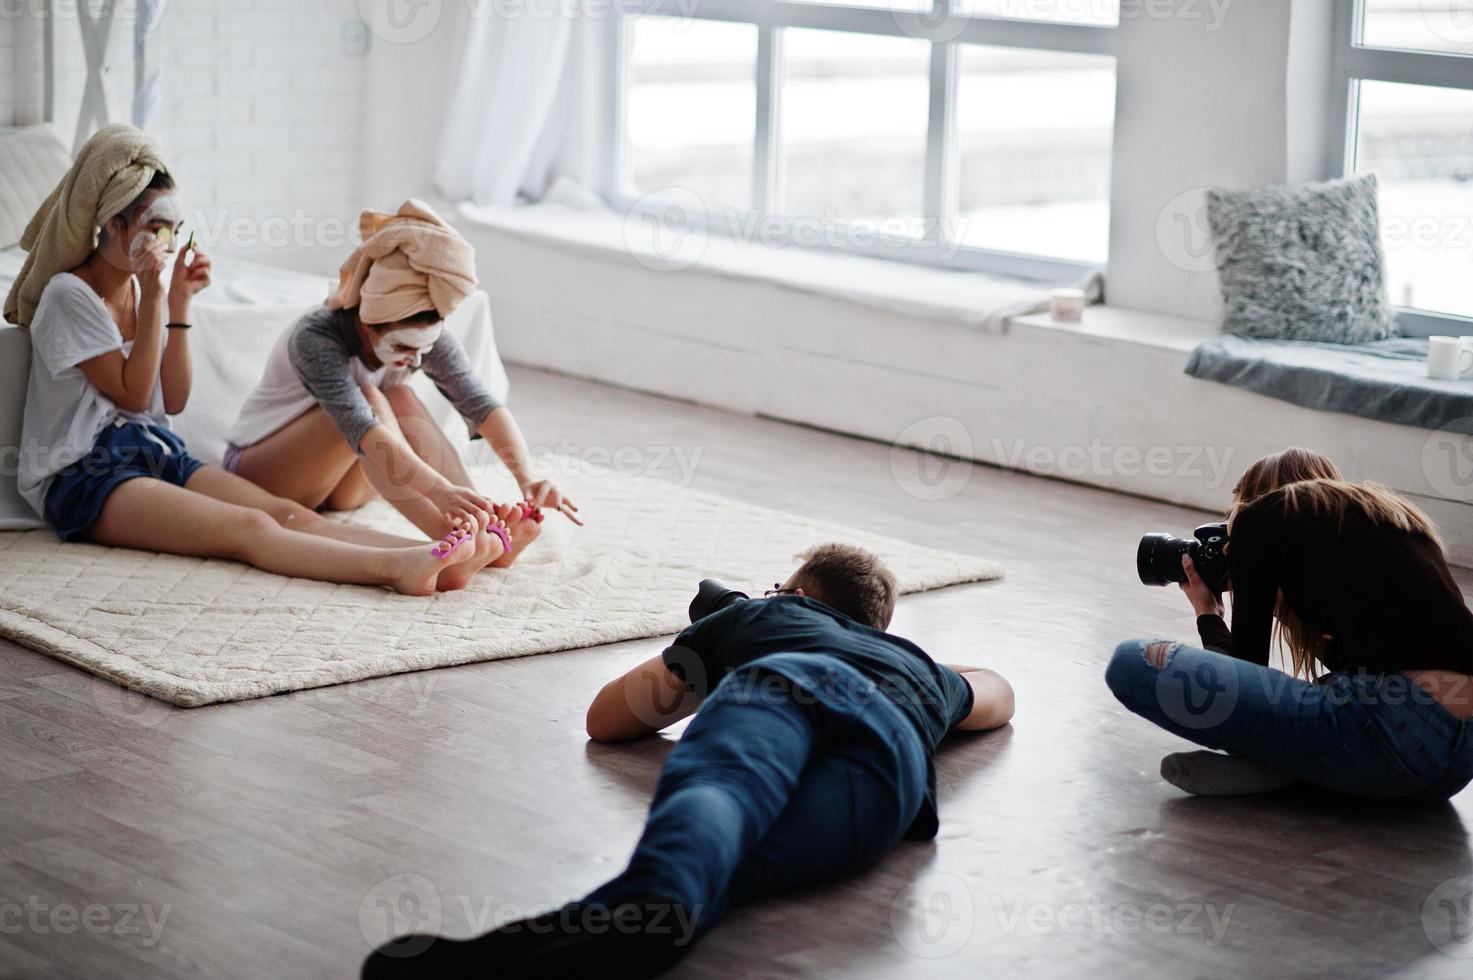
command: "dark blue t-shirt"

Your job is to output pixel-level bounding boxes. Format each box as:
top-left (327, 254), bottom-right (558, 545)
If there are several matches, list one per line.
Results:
top-left (662, 595), bottom-right (974, 839)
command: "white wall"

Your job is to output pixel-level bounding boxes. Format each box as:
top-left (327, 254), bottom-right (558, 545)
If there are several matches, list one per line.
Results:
top-left (1107, 0), bottom-right (1296, 319)
top-left (1, 0), bottom-right (371, 277)
top-left (359, 0), bottom-right (469, 205)
top-left (147, 0), bottom-right (369, 276)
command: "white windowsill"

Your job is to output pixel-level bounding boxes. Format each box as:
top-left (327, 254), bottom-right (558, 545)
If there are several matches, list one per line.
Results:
top-left (452, 200), bottom-right (1217, 353)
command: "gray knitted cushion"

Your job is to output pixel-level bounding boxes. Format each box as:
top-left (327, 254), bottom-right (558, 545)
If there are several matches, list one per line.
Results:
top-left (1207, 173), bottom-right (1397, 343)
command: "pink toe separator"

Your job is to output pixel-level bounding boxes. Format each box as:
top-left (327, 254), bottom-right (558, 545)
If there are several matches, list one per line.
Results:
top-left (489, 525), bottom-right (512, 553)
top-left (432, 529), bottom-right (471, 561)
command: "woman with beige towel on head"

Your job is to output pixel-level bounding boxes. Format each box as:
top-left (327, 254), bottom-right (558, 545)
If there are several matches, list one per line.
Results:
top-left (7, 125), bottom-right (486, 596)
top-left (223, 200), bottom-right (579, 590)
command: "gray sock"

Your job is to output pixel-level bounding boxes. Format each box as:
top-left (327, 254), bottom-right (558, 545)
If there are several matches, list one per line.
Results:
top-left (1160, 751), bottom-right (1297, 797)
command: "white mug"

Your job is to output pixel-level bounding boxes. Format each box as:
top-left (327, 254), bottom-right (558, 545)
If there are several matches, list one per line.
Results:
top-left (1429, 336), bottom-right (1466, 381)
top-left (1049, 288), bottom-right (1085, 322)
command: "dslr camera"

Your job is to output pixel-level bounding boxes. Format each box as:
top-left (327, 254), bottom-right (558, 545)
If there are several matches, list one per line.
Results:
top-left (1136, 522), bottom-right (1230, 594)
top-left (689, 579), bottom-right (749, 623)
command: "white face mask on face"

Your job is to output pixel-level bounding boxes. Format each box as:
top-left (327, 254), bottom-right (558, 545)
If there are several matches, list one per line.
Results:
top-left (372, 323), bottom-right (442, 369)
top-left (126, 195), bottom-right (184, 258)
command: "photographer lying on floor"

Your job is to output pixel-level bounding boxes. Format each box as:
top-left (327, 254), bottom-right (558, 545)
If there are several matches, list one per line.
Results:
top-left (363, 543), bottom-right (1014, 979)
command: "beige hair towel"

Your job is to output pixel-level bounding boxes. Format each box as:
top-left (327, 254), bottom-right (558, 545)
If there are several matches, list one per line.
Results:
top-left (327, 199), bottom-right (478, 325)
top-left (4, 123), bottom-right (170, 328)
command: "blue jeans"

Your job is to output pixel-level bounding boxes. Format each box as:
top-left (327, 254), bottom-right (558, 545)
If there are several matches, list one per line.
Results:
top-left (585, 654), bottom-right (929, 935)
top-left (1106, 639), bottom-right (1473, 802)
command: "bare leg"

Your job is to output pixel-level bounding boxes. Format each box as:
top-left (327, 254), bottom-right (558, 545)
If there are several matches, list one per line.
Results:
top-left (185, 466), bottom-right (502, 591)
top-left (186, 466), bottom-right (419, 549)
top-left (383, 385), bottom-right (542, 574)
top-left (349, 384), bottom-right (457, 537)
top-left (381, 385), bottom-right (533, 584)
top-left (383, 384), bottom-right (477, 487)
top-left (234, 405), bottom-right (364, 510)
top-left (88, 479), bottom-right (479, 596)
top-left (325, 459), bottom-right (377, 512)
top-left (237, 385), bottom-right (451, 538)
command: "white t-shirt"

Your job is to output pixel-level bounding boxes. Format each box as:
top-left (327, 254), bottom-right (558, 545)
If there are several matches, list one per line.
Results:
top-left (19, 273), bottom-right (170, 517)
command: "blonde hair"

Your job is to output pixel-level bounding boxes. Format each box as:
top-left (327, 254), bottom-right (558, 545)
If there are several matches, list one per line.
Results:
top-left (1232, 449), bottom-right (1443, 678)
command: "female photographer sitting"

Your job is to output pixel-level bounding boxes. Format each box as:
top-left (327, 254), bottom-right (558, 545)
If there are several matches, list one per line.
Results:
top-left (7, 126), bottom-right (486, 596)
top-left (1106, 448), bottom-right (1473, 800)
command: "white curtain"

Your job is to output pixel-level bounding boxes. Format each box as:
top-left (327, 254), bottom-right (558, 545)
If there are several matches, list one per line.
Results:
top-left (131, 0), bottom-right (169, 129)
top-left (434, 4), bottom-right (606, 206)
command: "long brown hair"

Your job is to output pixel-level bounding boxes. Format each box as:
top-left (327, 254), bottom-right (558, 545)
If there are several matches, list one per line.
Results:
top-left (1232, 448), bottom-right (1443, 677)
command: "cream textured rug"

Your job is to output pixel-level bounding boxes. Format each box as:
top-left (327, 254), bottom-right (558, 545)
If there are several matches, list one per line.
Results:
top-left (0, 461), bottom-right (1003, 707)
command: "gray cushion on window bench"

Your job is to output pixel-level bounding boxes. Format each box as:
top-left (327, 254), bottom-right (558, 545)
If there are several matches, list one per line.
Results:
top-left (1207, 173), bottom-right (1398, 344)
top-left (1186, 334), bottom-right (1473, 435)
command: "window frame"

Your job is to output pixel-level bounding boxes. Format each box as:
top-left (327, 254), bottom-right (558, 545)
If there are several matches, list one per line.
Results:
top-left (607, 0), bottom-right (1118, 282)
top-left (1331, 0), bottom-right (1473, 336)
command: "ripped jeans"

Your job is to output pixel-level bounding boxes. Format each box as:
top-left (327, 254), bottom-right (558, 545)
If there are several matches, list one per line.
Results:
top-left (1106, 639), bottom-right (1473, 802)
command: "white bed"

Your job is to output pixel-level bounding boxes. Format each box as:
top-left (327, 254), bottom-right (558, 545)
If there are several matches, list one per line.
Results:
top-left (0, 244), bottom-right (512, 528)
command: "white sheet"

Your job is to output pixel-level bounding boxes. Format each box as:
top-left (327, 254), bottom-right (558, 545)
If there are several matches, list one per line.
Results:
top-left (0, 248), bottom-right (512, 506)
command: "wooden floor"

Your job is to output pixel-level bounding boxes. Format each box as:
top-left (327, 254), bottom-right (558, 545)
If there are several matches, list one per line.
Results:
top-left (3, 366), bottom-right (1472, 980)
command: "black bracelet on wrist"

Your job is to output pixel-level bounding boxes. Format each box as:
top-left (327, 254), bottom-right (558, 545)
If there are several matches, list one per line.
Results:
top-left (166, 322), bottom-right (192, 330)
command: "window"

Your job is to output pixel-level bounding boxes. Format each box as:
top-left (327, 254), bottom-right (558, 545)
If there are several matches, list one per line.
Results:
top-left (1336, 0), bottom-right (1473, 331)
top-left (623, 18), bottom-right (759, 213)
top-left (613, 2), bottom-right (1119, 280)
top-left (954, 45), bottom-right (1115, 263)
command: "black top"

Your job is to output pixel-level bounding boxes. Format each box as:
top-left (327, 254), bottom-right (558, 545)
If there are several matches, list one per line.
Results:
top-left (1196, 487), bottom-right (1473, 674)
top-left (663, 595), bottom-right (974, 839)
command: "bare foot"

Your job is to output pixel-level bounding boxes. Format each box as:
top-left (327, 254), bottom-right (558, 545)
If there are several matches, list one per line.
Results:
top-left (436, 518), bottom-right (509, 591)
top-left (391, 527), bottom-right (478, 596)
top-left (491, 502), bottom-right (544, 569)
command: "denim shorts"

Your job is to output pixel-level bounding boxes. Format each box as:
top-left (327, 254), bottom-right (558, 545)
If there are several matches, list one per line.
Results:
top-left (44, 419), bottom-right (205, 541)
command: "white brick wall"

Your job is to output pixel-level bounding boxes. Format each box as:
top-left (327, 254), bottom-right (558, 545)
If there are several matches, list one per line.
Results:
top-left (0, 2), bottom-right (370, 276)
top-left (148, 0), bottom-right (370, 276)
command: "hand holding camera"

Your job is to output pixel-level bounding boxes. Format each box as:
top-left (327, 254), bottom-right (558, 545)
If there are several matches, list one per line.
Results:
top-left (1137, 522), bottom-right (1230, 619)
top-left (1179, 553), bottom-right (1225, 617)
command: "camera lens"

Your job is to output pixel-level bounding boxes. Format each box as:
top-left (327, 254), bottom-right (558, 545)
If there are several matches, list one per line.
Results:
top-left (1136, 533), bottom-right (1194, 587)
top-left (689, 579), bottom-right (750, 622)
